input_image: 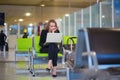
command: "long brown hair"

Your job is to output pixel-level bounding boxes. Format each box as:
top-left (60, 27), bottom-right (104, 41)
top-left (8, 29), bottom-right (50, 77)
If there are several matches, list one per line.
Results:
top-left (44, 19), bottom-right (58, 30)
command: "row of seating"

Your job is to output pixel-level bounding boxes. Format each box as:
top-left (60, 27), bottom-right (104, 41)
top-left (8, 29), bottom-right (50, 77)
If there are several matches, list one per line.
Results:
top-left (15, 36), bottom-right (77, 59)
top-left (15, 28), bottom-right (120, 80)
top-left (66, 28), bottom-right (120, 80)
top-left (14, 35), bottom-right (77, 76)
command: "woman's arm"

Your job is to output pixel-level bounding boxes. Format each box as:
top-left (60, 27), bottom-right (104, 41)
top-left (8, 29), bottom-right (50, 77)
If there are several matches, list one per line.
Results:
top-left (39, 30), bottom-right (48, 47)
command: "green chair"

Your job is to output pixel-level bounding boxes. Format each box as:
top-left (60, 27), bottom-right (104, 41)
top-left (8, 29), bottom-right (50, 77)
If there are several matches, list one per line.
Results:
top-left (62, 36), bottom-right (77, 51)
top-left (62, 36), bottom-right (77, 63)
top-left (15, 38), bottom-right (32, 62)
top-left (63, 36), bottom-right (77, 44)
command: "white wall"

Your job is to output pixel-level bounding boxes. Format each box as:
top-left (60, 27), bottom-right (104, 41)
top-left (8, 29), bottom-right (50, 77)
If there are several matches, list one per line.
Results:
top-left (8, 35), bottom-right (17, 49)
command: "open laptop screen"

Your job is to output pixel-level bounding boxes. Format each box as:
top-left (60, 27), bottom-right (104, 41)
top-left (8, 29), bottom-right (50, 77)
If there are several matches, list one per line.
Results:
top-left (46, 33), bottom-right (62, 43)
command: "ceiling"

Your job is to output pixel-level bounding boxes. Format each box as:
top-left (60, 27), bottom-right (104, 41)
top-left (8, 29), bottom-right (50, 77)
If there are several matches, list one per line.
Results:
top-left (0, 0), bottom-right (102, 8)
top-left (0, 0), bottom-right (103, 26)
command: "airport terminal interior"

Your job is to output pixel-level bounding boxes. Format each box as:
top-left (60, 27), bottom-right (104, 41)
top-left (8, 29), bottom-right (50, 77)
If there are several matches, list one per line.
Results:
top-left (0, 0), bottom-right (120, 80)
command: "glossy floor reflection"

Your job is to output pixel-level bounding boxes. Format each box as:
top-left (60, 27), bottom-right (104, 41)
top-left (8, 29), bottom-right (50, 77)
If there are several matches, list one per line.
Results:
top-left (1, 49), bottom-right (120, 80)
top-left (0, 49), bottom-right (67, 80)
top-left (0, 63), bottom-right (67, 80)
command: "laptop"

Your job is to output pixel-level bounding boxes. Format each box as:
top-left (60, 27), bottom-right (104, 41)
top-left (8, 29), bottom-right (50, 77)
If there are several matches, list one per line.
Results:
top-left (45, 33), bottom-right (62, 43)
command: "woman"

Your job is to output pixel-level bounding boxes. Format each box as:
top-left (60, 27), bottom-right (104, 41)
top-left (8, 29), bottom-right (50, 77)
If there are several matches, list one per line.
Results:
top-left (39, 19), bottom-right (60, 77)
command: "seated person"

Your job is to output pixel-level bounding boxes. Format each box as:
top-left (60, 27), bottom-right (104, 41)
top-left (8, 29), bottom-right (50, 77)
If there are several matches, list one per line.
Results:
top-left (39, 19), bottom-right (60, 77)
top-left (22, 32), bottom-right (28, 38)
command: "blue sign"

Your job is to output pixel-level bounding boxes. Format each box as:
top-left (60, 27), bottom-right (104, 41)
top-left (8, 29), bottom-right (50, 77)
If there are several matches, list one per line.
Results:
top-left (0, 13), bottom-right (5, 26)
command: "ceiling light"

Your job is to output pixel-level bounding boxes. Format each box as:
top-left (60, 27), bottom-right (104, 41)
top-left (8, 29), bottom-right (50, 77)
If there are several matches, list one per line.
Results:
top-left (29, 23), bottom-right (33, 26)
top-left (65, 14), bottom-right (70, 17)
top-left (45, 20), bottom-right (48, 23)
top-left (18, 19), bottom-right (23, 22)
top-left (41, 4), bottom-right (45, 7)
top-left (25, 12), bottom-right (31, 16)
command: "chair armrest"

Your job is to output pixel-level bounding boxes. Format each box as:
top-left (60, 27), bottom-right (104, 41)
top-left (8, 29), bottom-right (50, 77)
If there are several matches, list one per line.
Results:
top-left (82, 51), bottom-right (98, 70)
top-left (28, 47), bottom-right (32, 56)
top-left (31, 47), bottom-right (36, 57)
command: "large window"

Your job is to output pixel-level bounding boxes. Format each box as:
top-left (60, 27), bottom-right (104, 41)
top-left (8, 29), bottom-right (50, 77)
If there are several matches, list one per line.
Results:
top-left (76, 10), bottom-right (82, 35)
top-left (101, 1), bottom-right (112, 27)
top-left (70, 13), bottom-right (75, 36)
top-left (91, 4), bottom-right (100, 27)
top-left (9, 25), bottom-right (18, 35)
top-left (114, 0), bottom-right (120, 27)
top-left (83, 7), bottom-right (90, 28)
top-left (64, 16), bottom-right (69, 36)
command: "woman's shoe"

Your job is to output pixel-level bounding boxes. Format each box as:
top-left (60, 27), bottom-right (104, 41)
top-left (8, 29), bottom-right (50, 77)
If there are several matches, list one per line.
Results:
top-left (52, 75), bottom-right (57, 77)
top-left (46, 68), bottom-right (51, 72)
top-left (52, 67), bottom-right (57, 77)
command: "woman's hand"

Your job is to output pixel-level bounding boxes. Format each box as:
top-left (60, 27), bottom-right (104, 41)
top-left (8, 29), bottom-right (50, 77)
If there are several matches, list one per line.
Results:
top-left (52, 27), bottom-right (58, 33)
top-left (49, 27), bottom-right (58, 33)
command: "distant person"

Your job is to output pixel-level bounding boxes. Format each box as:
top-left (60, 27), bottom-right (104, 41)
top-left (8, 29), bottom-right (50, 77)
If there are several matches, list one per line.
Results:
top-left (22, 32), bottom-right (28, 38)
top-left (39, 19), bottom-right (60, 77)
top-left (0, 30), bottom-right (7, 51)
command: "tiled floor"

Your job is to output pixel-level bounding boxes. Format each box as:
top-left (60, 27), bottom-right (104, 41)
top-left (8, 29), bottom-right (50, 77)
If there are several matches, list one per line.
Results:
top-left (0, 62), bottom-right (67, 80)
top-left (0, 49), bottom-right (67, 80)
top-left (0, 49), bottom-right (120, 80)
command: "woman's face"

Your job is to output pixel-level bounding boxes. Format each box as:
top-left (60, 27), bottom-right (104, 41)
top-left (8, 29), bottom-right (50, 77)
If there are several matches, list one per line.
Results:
top-left (49, 22), bottom-right (57, 32)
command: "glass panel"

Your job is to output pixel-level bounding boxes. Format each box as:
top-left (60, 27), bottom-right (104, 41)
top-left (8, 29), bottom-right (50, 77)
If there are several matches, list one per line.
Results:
top-left (20, 25), bottom-right (33, 37)
top-left (83, 7), bottom-right (90, 28)
top-left (20, 25), bottom-right (27, 34)
top-left (28, 26), bottom-right (33, 36)
top-left (62, 17), bottom-right (65, 36)
top-left (76, 10), bottom-right (82, 35)
top-left (114, 0), bottom-right (120, 27)
top-left (91, 4), bottom-right (100, 27)
top-left (62, 17), bottom-right (65, 35)
top-left (56, 18), bottom-right (63, 33)
top-left (9, 25), bottom-right (18, 35)
top-left (65, 16), bottom-right (69, 36)
top-left (101, 0), bottom-right (112, 28)
top-left (70, 13), bottom-right (74, 36)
